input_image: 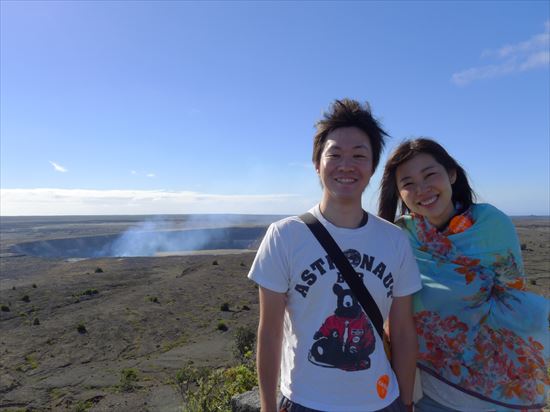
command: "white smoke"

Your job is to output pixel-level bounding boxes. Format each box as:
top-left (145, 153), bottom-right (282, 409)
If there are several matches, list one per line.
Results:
top-left (99, 214), bottom-right (279, 257)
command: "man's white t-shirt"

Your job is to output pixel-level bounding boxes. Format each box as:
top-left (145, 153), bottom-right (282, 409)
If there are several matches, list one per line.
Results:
top-left (248, 205), bottom-right (422, 412)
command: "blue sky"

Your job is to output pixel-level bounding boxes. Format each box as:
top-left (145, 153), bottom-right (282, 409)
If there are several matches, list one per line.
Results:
top-left (1, 1), bottom-right (548, 216)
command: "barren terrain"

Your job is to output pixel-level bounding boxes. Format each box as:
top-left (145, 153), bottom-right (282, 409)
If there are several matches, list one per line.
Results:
top-left (0, 215), bottom-right (548, 411)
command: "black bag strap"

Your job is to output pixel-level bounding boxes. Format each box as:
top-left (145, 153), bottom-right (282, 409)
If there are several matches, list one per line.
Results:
top-left (299, 212), bottom-right (384, 340)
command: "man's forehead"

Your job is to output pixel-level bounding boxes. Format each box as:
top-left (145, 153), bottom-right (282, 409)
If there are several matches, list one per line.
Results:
top-left (323, 127), bottom-right (371, 146)
top-left (323, 140), bottom-right (371, 150)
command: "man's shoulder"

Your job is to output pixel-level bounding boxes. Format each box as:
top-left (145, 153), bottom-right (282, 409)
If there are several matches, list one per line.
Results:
top-left (266, 215), bottom-right (307, 238)
top-left (271, 214), bottom-right (304, 229)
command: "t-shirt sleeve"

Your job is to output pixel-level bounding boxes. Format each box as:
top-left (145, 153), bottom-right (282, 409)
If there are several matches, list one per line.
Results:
top-left (247, 222), bottom-right (290, 293)
top-left (392, 232), bottom-right (422, 297)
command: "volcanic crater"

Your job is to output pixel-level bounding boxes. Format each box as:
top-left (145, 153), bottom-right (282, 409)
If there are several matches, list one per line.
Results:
top-left (11, 226), bottom-right (267, 258)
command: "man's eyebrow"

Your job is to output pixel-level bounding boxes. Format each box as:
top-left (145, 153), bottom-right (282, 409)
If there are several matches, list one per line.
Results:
top-left (326, 144), bottom-right (370, 150)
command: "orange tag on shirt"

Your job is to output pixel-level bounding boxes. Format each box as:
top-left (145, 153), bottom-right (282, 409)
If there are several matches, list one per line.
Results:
top-left (376, 374), bottom-right (389, 399)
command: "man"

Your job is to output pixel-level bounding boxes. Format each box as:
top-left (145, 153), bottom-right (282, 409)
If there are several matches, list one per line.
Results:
top-left (248, 99), bottom-right (421, 412)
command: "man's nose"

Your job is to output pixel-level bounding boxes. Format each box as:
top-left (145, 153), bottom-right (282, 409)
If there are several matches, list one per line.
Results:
top-left (337, 157), bottom-right (354, 170)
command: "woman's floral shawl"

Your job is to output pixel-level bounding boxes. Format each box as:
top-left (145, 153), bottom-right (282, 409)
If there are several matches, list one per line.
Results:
top-left (398, 203), bottom-right (549, 410)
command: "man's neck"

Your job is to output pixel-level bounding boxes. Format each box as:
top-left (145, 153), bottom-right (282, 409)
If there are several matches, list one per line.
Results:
top-left (319, 198), bottom-right (365, 229)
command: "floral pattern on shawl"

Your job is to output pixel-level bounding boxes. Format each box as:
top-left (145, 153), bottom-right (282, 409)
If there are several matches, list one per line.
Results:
top-left (399, 204), bottom-right (549, 409)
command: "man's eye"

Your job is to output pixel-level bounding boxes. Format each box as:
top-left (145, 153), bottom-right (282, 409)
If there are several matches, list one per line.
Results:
top-left (354, 154), bottom-right (367, 159)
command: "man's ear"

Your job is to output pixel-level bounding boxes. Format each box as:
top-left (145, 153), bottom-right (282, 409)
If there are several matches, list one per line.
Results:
top-left (449, 169), bottom-right (457, 184)
top-left (314, 162), bottom-right (320, 174)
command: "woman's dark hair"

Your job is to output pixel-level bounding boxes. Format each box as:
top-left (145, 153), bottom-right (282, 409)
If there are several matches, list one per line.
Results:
top-left (313, 98), bottom-right (388, 173)
top-left (378, 138), bottom-right (476, 222)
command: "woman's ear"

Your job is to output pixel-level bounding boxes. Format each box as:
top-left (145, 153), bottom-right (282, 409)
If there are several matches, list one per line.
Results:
top-left (449, 169), bottom-right (457, 184)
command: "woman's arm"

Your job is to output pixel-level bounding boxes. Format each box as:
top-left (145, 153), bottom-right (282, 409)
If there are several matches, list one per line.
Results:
top-left (257, 286), bottom-right (286, 412)
top-left (389, 294), bottom-right (418, 408)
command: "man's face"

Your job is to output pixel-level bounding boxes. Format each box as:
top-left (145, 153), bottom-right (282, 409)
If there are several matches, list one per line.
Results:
top-left (316, 127), bottom-right (373, 205)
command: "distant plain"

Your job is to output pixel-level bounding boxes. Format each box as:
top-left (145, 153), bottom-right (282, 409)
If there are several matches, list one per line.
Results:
top-left (0, 214), bottom-right (548, 411)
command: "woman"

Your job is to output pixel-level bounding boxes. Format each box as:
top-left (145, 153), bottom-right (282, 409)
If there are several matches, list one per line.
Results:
top-left (378, 138), bottom-right (548, 411)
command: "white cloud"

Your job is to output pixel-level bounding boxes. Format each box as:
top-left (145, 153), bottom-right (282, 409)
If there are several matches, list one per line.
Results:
top-left (146, 173), bottom-right (156, 178)
top-left (49, 161), bottom-right (68, 173)
top-left (289, 162), bottom-right (313, 169)
top-left (451, 61), bottom-right (516, 86)
top-left (452, 21), bottom-right (549, 86)
top-left (131, 170), bottom-right (137, 175)
top-left (0, 188), bottom-right (317, 216)
top-left (519, 51), bottom-right (550, 71)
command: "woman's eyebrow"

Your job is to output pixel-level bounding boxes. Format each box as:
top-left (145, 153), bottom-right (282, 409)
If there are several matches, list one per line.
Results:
top-left (398, 165), bottom-right (438, 183)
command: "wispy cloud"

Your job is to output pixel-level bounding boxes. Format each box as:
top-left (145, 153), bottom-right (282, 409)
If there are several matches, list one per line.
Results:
top-left (289, 162), bottom-right (313, 169)
top-left (0, 188), bottom-right (317, 216)
top-left (49, 161), bottom-right (68, 173)
top-left (130, 170), bottom-right (156, 178)
top-left (452, 20), bottom-right (549, 86)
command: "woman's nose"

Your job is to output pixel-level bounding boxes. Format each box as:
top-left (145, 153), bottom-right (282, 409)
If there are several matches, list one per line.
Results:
top-left (415, 180), bottom-right (428, 194)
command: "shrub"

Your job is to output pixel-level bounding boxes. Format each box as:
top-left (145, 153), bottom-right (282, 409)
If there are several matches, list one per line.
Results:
top-left (175, 366), bottom-right (193, 402)
top-left (224, 363), bottom-right (257, 396)
top-left (520, 243), bottom-right (527, 250)
top-left (240, 262), bottom-right (246, 267)
top-left (212, 260), bottom-right (219, 265)
top-left (1, 305), bottom-right (9, 312)
top-left (241, 305), bottom-right (250, 311)
top-left (220, 302), bottom-right (230, 312)
top-left (77, 323), bottom-right (87, 334)
top-left (530, 279), bottom-right (537, 285)
top-left (119, 368), bottom-right (138, 392)
top-left (32, 284), bottom-right (37, 288)
top-left (25, 354), bottom-right (38, 369)
top-left (181, 362), bottom-right (257, 412)
top-left (174, 364), bottom-right (208, 403)
top-left (234, 326), bottom-right (256, 360)
top-left (33, 318), bottom-right (40, 326)
top-left (94, 267), bottom-right (104, 273)
top-left (21, 295), bottom-right (30, 303)
top-left (217, 321), bottom-right (228, 332)
top-left (73, 400), bottom-right (93, 412)
top-left (148, 296), bottom-right (159, 303)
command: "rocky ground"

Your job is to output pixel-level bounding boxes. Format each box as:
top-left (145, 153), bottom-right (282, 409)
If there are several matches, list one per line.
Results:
top-left (0, 253), bottom-right (259, 411)
top-left (0, 216), bottom-right (548, 411)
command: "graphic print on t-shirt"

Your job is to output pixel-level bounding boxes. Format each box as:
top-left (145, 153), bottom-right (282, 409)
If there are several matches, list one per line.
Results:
top-left (308, 282), bottom-right (376, 371)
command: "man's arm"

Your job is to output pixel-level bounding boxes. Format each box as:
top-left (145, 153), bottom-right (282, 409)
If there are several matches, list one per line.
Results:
top-left (257, 286), bottom-right (286, 412)
top-left (389, 294), bottom-right (417, 409)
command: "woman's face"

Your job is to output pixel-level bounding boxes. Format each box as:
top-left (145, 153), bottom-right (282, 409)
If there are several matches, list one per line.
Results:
top-left (395, 153), bottom-right (457, 228)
